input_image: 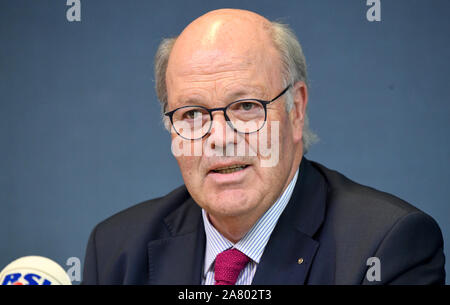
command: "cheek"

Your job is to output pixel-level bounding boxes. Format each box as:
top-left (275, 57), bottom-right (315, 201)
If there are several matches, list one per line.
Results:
top-left (176, 155), bottom-right (198, 176)
top-left (174, 153), bottom-right (202, 190)
top-left (170, 135), bottom-right (203, 179)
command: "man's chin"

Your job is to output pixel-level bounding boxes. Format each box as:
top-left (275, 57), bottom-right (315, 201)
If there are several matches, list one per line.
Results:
top-left (207, 205), bottom-right (253, 219)
top-left (205, 194), bottom-right (254, 218)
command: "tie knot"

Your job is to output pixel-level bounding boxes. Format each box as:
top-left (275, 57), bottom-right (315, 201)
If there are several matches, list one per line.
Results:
top-left (214, 248), bottom-right (250, 285)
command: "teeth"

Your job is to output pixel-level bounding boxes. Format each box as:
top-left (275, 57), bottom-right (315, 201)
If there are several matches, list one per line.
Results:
top-left (215, 165), bottom-right (244, 170)
top-left (213, 165), bottom-right (247, 174)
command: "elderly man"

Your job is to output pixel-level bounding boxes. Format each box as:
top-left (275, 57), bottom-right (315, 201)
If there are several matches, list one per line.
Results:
top-left (82, 9), bottom-right (445, 285)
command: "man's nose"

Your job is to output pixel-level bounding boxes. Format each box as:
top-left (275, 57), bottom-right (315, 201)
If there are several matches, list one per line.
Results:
top-left (206, 112), bottom-right (237, 153)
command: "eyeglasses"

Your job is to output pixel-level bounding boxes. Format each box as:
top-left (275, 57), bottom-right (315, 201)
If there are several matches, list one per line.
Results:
top-left (164, 84), bottom-right (291, 140)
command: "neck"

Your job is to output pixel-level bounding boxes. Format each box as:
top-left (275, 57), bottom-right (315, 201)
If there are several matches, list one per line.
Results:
top-left (208, 210), bottom-right (262, 244)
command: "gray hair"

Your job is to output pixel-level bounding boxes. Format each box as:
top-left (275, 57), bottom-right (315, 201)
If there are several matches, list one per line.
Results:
top-left (154, 21), bottom-right (318, 153)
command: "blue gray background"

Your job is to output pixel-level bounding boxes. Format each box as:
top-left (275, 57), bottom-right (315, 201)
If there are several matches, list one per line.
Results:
top-left (0, 0), bottom-right (448, 284)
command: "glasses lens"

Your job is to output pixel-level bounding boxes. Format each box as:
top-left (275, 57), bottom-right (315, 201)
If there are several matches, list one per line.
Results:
top-left (227, 100), bottom-right (266, 133)
top-left (172, 106), bottom-right (211, 139)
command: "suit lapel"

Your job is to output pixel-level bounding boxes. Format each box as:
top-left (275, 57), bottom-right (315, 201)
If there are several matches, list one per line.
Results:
top-left (252, 158), bottom-right (328, 285)
top-left (251, 227), bottom-right (319, 285)
top-left (147, 198), bottom-right (206, 284)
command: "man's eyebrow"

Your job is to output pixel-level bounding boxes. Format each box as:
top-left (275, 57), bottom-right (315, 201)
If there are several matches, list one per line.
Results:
top-left (174, 98), bottom-right (207, 108)
top-left (173, 86), bottom-right (267, 108)
top-left (179, 97), bottom-right (201, 104)
top-left (226, 87), bottom-right (266, 101)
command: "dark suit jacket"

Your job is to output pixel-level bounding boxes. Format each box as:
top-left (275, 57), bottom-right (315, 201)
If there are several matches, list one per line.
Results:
top-left (82, 158), bottom-right (446, 284)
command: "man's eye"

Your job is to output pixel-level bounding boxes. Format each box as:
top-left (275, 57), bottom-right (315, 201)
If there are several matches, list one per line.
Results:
top-left (185, 110), bottom-right (201, 119)
top-left (240, 102), bottom-right (254, 111)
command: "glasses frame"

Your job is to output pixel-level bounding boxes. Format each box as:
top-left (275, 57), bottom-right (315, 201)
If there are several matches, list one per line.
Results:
top-left (164, 84), bottom-right (292, 140)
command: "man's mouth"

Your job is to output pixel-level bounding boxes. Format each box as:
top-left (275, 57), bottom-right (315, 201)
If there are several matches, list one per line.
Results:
top-left (211, 164), bottom-right (250, 174)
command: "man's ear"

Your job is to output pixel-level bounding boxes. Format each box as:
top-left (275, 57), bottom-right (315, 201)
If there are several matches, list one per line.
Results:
top-left (289, 81), bottom-right (308, 144)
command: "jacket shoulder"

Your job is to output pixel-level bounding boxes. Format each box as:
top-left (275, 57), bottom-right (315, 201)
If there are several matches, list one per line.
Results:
top-left (94, 185), bottom-right (191, 240)
top-left (309, 160), bottom-right (444, 284)
top-left (311, 161), bottom-right (422, 221)
top-left (82, 185), bottom-right (194, 284)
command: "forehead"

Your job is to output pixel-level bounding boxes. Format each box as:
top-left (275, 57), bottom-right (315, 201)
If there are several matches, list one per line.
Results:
top-left (175, 47), bottom-right (254, 75)
top-left (166, 44), bottom-right (282, 104)
top-left (165, 13), bottom-right (283, 106)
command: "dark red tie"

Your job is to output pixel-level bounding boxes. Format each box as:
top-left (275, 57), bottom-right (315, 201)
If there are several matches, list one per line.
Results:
top-left (214, 248), bottom-right (250, 285)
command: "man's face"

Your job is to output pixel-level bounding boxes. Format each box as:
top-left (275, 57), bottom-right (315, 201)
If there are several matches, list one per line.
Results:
top-left (165, 15), bottom-right (303, 225)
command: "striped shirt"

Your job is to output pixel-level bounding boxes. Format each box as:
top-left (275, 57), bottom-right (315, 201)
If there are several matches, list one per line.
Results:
top-left (201, 169), bottom-right (299, 285)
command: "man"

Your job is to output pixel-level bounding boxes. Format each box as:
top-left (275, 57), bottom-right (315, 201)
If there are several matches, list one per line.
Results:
top-left (82, 9), bottom-right (445, 284)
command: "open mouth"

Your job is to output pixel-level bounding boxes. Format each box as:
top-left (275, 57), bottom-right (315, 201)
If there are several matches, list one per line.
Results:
top-left (211, 164), bottom-right (249, 174)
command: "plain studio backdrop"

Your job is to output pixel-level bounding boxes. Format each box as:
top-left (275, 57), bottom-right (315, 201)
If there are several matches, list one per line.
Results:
top-left (0, 0), bottom-right (449, 284)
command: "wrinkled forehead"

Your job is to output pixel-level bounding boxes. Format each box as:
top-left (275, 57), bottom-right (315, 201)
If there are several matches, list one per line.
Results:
top-left (169, 49), bottom-right (262, 78)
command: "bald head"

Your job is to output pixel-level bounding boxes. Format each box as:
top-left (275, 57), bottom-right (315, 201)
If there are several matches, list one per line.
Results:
top-left (166, 9), bottom-right (283, 108)
top-left (167, 10), bottom-right (278, 94)
top-left (173, 9), bottom-right (274, 55)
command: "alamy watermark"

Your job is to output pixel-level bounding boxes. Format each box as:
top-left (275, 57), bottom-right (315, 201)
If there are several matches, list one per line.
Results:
top-left (65, 1), bottom-right (381, 23)
top-left (366, 0), bottom-right (381, 22)
top-left (66, 0), bottom-right (81, 22)
top-left (64, 255), bottom-right (381, 283)
top-left (366, 257), bottom-right (381, 282)
top-left (66, 256), bottom-right (81, 282)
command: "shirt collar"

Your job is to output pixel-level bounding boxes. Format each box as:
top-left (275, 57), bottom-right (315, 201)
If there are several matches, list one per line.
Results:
top-left (201, 169), bottom-right (299, 277)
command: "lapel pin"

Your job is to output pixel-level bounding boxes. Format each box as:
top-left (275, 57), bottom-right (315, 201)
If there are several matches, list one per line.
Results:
top-left (297, 258), bottom-right (304, 265)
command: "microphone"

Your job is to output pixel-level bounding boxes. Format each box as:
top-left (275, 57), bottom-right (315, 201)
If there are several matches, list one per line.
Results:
top-left (0, 256), bottom-right (72, 285)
